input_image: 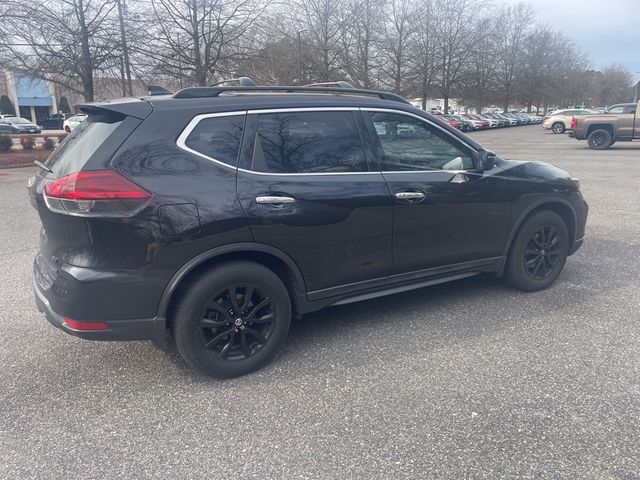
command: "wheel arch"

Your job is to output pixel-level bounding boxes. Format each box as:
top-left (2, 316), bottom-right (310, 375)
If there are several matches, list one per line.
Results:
top-left (500, 198), bottom-right (577, 274)
top-left (157, 243), bottom-right (308, 324)
top-left (586, 123), bottom-right (615, 138)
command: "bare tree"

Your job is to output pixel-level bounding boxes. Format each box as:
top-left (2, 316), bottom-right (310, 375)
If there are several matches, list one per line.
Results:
top-left (339, 0), bottom-right (383, 88)
top-left (0, 0), bottom-right (120, 101)
top-left (409, 0), bottom-right (438, 109)
top-left (493, 2), bottom-right (534, 111)
top-left (433, 0), bottom-right (484, 113)
top-left (290, 0), bottom-right (348, 82)
top-left (142, 0), bottom-right (266, 86)
top-left (457, 16), bottom-right (496, 112)
top-left (376, 0), bottom-right (415, 95)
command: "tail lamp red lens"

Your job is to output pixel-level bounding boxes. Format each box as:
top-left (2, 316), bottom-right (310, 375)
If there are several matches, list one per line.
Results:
top-left (44, 170), bottom-right (151, 200)
top-left (64, 317), bottom-right (109, 331)
top-left (43, 170), bottom-right (152, 217)
top-left (571, 116), bottom-right (577, 129)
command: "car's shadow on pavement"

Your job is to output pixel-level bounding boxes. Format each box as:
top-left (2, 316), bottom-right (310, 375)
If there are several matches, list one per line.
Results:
top-left (21, 234), bottom-right (630, 386)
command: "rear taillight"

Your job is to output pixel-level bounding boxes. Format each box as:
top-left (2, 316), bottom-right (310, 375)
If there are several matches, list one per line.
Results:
top-left (543, 116), bottom-right (549, 121)
top-left (571, 116), bottom-right (577, 129)
top-left (43, 170), bottom-right (151, 217)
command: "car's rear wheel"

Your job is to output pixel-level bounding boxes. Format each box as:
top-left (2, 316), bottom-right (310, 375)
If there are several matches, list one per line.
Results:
top-left (172, 261), bottom-right (291, 378)
top-left (551, 122), bottom-right (565, 134)
top-left (587, 129), bottom-right (613, 149)
top-left (505, 210), bottom-right (569, 291)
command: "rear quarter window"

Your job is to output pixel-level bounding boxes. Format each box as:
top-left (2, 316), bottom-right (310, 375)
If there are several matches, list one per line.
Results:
top-left (183, 115), bottom-right (245, 166)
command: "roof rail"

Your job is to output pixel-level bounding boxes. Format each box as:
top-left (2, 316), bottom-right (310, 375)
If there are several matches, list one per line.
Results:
top-left (304, 81), bottom-right (354, 89)
top-left (211, 76), bottom-right (257, 87)
top-left (173, 85), bottom-right (410, 104)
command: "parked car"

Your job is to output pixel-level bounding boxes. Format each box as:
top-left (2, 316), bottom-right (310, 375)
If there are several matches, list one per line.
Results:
top-left (462, 113), bottom-right (490, 129)
top-left (495, 113), bottom-right (517, 126)
top-left (0, 116), bottom-right (42, 134)
top-left (449, 115), bottom-right (474, 132)
top-left (39, 113), bottom-right (73, 130)
top-left (440, 115), bottom-right (462, 130)
top-left (29, 81), bottom-right (588, 378)
top-left (483, 114), bottom-right (508, 128)
top-left (63, 114), bottom-right (87, 132)
top-left (543, 109), bottom-right (594, 134)
top-left (569, 101), bottom-right (639, 149)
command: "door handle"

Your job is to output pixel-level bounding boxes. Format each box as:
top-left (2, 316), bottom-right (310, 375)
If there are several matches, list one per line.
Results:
top-left (394, 191), bottom-right (425, 202)
top-left (255, 195), bottom-right (295, 205)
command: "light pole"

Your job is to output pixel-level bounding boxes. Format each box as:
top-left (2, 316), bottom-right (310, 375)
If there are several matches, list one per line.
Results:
top-left (297, 29), bottom-right (306, 86)
top-left (634, 72), bottom-right (640, 103)
top-left (116, 0), bottom-right (133, 96)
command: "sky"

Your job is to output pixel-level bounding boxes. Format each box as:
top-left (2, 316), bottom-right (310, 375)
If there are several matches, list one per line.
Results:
top-left (501, 0), bottom-right (640, 80)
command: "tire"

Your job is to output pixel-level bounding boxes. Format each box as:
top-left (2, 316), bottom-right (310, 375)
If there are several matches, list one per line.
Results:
top-left (587, 129), bottom-right (613, 149)
top-left (505, 210), bottom-right (570, 292)
top-left (172, 261), bottom-right (291, 378)
top-left (551, 122), bottom-right (565, 134)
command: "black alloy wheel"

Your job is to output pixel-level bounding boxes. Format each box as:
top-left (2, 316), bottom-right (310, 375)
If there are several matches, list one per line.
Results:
top-left (523, 225), bottom-right (562, 280)
top-left (587, 129), bottom-right (613, 149)
top-left (505, 210), bottom-right (569, 291)
top-left (173, 261), bottom-right (291, 378)
top-left (199, 284), bottom-right (275, 361)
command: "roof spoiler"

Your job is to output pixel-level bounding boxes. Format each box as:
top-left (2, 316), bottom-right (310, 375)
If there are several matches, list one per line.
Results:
top-left (79, 98), bottom-right (153, 120)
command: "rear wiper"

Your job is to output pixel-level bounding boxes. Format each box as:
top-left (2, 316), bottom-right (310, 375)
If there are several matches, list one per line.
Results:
top-left (34, 160), bottom-right (53, 173)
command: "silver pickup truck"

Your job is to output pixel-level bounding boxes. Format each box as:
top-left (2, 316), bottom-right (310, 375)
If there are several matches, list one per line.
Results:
top-left (569, 102), bottom-right (639, 149)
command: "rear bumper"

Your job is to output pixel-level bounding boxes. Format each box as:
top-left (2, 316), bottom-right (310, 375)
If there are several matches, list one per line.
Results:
top-left (33, 255), bottom-right (168, 341)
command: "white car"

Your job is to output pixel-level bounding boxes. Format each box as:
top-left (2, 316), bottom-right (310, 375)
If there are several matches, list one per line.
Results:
top-left (542, 109), bottom-right (594, 134)
top-left (63, 114), bottom-right (87, 132)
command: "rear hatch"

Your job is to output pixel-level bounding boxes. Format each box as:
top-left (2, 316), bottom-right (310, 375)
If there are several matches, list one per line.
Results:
top-left (28, 100), bottom-right (152, 270)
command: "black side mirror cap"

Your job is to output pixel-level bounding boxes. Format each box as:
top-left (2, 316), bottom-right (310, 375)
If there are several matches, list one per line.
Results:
top-left (475, 149), bottom-right (496, 171)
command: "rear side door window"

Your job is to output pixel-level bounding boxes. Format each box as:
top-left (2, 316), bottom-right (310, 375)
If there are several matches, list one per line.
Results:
top-left (250, 111), bottom-right (367, 173)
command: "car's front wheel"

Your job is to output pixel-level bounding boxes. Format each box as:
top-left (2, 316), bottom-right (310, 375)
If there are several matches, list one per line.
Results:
top-left (505, 210), bottom-right (570, 291)
top-left (551, 122), bottom-right (565, 134)
top-left (172, 261), bottom-right (291, 378)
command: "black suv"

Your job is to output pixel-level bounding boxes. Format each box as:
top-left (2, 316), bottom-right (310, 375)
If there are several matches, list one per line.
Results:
top-left (29, 82), bottom-right (588, 378)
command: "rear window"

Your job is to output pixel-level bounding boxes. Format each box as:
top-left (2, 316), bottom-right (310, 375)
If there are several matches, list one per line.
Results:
top-left (45, 114), bottom-right (123, 177)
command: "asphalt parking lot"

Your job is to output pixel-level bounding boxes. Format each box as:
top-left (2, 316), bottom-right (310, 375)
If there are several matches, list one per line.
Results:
top-left (1, 125), bottom-right (639, 479)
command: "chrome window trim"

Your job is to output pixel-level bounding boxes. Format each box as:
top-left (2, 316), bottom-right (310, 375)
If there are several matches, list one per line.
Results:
top-left (361, 107), bottom-right (479, 174)
top-left (176, 110), bottom-right (248, 171)
top-left (175, 106), bottom-right (479, 176)
top-left (247, 107), bottom-right (359, 114)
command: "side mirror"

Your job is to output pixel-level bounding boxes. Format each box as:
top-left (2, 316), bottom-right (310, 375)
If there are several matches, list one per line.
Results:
top-left (475, 149), bottom-right (496, 171)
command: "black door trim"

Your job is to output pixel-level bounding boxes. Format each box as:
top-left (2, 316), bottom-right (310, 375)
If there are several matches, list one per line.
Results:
top-left (307, 256), bottom-right (503, 301)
